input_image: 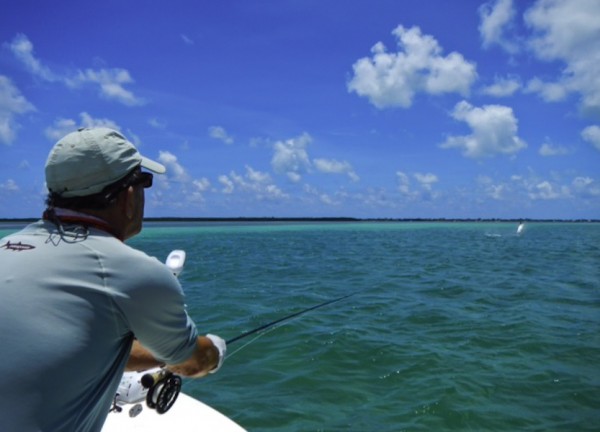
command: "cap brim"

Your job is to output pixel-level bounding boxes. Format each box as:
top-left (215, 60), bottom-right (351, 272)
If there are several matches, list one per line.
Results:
top-left (141, 156), bottom-right (166, 174)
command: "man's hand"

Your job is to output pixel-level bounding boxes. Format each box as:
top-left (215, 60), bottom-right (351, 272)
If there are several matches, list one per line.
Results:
top-left (206, 334), bottom-right (227, 373)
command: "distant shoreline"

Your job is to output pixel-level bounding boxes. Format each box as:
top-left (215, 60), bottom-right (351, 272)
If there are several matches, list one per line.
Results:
top-left (1, 217), bottom-right (599, 224)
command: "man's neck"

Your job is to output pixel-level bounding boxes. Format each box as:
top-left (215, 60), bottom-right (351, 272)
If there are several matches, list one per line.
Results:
top-left (45, 207), bottom-right (126, 241)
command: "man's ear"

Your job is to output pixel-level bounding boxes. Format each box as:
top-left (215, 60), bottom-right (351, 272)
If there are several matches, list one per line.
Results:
top-left (123, 186), bottom-right (136, 219)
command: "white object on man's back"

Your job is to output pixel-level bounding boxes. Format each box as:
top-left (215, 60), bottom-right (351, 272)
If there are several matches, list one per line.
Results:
top-left (166, 250), bottom-right (186, 276)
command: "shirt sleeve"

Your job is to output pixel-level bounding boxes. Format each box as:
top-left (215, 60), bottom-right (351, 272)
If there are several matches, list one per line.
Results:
top-left (108, 248), bottom-right (199, 365)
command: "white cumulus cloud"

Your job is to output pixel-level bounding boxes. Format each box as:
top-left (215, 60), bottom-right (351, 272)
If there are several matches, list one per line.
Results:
top-left (539, 142), bottom-right (569, 156)
top-left (193, 178), bottom-right (210, 192)
top-left (148, 118), bottom-right (167, 129)
top-left (477, 175), bottom-right (507, 200)
top-left (209, 126), bottom-right (234, 145)
top-left (441, 100), bottom-right (527, 158)
top-left (6, 33), bottom-right (56, 81)
top-left (529, 180), bottom-right (565, 200)
top-left (479, 0), bottom-right (519, 53)
top-left (0, 179), bottom-right (19, 192)
top-left (348, 25), bottom-right (477, 108)
top-left (0, 75), bottom-right (36, 145)
top-left (572, 176), bottom-right (600, 198)
top-left (481, 76), bottom-right (521, 97)
top-left (396, 171), bottom-right (439, 200)
top-left (8, 33), bottom-right (144, 107)
top-left (581, 125), bottom-right (600, 151)
top-left (219, 166), bottom-right (287, 200)
top-left (271, 133), bottom-right (312, 182)
top-left (414, 173), bottom-right (439, 190)
top-left (396, 171), bottom-right (411, 195)
top-left (218, 175), bottom-right (234, 194)
top-left (524, 0), bottom-right (600, 116)
top-left (66, 68), bottom-right (144, 106)
top-left (190, 177), bottom-right (210, 202)
top-left (313, 158), bottom-right (359, 182)
top-left (44, 112), bottom-right (121, 141)
top-left (158, 151), bottom-right (190, 182)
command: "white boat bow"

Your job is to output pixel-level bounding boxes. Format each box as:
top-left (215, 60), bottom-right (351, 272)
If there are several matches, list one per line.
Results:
top-left (102, 369), bottom-right (245, 431)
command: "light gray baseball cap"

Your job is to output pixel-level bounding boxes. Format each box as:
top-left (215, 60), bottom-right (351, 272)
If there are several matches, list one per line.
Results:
top-left (45, 127), bottom-right (166, 198)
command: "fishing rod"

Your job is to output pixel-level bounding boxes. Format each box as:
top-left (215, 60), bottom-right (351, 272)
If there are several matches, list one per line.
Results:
top-left (226, 291), bottom-right (356, 344)
top-left (124, 291), bottom-right (356, 415)
top-left (129, 251), bottom-right (355, 415)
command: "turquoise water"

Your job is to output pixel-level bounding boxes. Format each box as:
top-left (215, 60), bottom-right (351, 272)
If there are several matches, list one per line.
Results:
top-left (2, 221), bottom-right (599, 431)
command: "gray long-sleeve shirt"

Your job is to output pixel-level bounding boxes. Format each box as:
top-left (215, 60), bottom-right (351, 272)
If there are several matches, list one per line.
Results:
top-left (0, 220), bottom-right (198, 431)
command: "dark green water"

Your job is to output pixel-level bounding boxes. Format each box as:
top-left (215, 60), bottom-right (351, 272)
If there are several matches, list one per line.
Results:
top-left (2, 222), bottom-right (599, 430)
top-left (128, 221), bottom-right (600, 431)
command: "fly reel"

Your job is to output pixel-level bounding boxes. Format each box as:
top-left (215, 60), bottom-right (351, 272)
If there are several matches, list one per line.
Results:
top-left (142, 369), bottom-right (182, 414)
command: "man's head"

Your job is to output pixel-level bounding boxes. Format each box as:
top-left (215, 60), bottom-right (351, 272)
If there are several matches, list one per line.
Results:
top-left (45, 127), bottom-right (165, 198)
top-left (45, 128), bottom-right (166, 238)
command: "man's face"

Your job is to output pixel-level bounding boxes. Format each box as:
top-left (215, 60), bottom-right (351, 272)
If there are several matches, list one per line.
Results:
top-left (122, 171), bottom-right (152, 239)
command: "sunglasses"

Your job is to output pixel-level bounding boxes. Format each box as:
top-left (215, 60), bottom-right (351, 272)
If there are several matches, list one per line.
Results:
top-left (102, 170), bottom-right (153, 203)
top-left (129, 171), bottom-right (153, 189)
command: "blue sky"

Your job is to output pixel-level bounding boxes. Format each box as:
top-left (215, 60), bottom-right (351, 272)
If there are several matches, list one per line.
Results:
top-left (1, 0), bottom-right (599, 219)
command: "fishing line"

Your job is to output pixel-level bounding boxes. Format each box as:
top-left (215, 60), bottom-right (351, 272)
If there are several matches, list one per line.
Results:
top-left (225, 310), bottom-right (314, 359)
top-left (226, 292), bottom-right (356, 345)
top-left (121, 251), bottom-right (355, 415)
top-left (225, 328), bottom-right (274, 360)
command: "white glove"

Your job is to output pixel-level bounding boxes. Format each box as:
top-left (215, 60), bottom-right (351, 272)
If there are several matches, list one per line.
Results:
top-left (206, 334), bottom-right (227, 374)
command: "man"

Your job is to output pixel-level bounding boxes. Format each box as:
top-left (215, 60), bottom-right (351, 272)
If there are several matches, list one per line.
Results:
top-left (0, 128), bottom-right (226, 431)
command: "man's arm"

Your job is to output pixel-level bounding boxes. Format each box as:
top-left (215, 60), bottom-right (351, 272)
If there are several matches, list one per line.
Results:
top-left (126, 336), bottom-right (223, 378)
top-left (125, 340), bottom-right (165, 371)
